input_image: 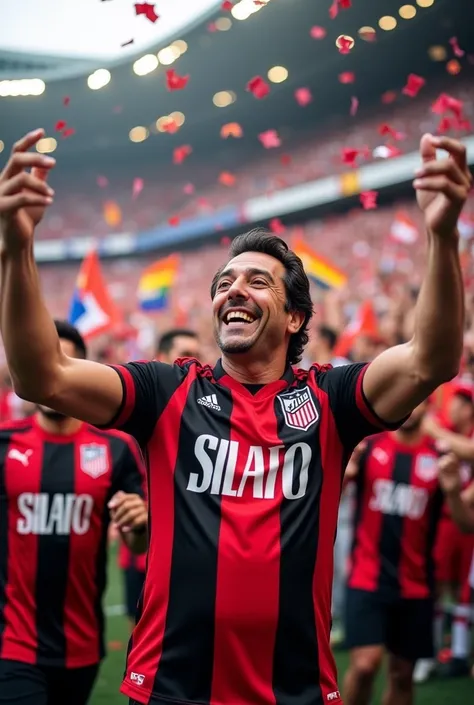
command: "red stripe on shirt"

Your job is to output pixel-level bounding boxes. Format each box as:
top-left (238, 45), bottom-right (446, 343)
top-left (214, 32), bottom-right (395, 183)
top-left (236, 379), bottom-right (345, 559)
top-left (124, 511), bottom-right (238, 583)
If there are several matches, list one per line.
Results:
top-left (1, 430), bottom-right (43, 663)
top-left (355, 364), bottom-right (393, 429)
top-left (111, 365), bottom-right (137, 428)
top-left (210, 392), bottom-right (280, 705)
top-left (313, 386), bottom-right (344, 700)
top-left (121, 369), bottom-right (196, 701)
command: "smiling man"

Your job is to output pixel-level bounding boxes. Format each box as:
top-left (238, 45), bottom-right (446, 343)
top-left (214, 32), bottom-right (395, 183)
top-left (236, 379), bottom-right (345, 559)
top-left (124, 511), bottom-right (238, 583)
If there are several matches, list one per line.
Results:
top-left (0, 129), bottom-right (471, 705)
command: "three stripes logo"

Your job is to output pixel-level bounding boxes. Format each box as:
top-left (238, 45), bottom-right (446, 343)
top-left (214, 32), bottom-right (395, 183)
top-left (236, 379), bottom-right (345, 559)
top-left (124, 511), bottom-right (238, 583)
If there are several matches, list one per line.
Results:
top-left (197, 393), bottom-right (221, 411)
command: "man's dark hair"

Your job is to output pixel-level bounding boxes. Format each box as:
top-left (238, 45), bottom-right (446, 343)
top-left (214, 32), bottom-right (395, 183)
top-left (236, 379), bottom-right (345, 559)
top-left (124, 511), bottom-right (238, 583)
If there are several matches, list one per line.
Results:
top-left (157, 328), bottom-right (198, 355)
top-left (317, 325), bottom-right (338, 351)
top-left (210, 228), bottom-right (313, 364)
top-left (54, 320), bottom-right (87, 358)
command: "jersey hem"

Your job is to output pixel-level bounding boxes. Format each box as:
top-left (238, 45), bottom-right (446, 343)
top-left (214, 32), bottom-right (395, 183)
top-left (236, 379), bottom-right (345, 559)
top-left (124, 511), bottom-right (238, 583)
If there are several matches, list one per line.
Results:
top-left (0, 653), bottom-right (102, 669)
top-left (121, 681), bottom-right (262, 705)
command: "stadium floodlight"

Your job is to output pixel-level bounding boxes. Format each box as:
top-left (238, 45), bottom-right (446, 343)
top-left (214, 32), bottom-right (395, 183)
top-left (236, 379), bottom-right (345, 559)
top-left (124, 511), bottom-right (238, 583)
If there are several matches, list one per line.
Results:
top-left (0, 78), bottom-right (45, 97)
top-left (171, 40), bottom-right (188, 55)
top-left (215, 17), bottom-right (232, 31)
top-left (268, 66), bottom-right (288, 83)
top-left (87, 69), bottom-right (111, 90)
top-left (378, 15), bottom-right (397, 30)
top-left (399, 4), bottom-right (417, 18)
top-left (157, 46), bottom-right (180, 65)
top-left (232, 0), bottom-right (269, 20)
top-left (213, 91), bottom-right (236, 107)
top-left (169, 111), bottom-right (185, 126)
top-left (133, 54), bottom-right (159, 76)
top-left (129, 126), bottom-right (149, 143)
top-left (36, 137), bottom-right (57, 154)
top-left (416, 0), bottom-right (434, 6)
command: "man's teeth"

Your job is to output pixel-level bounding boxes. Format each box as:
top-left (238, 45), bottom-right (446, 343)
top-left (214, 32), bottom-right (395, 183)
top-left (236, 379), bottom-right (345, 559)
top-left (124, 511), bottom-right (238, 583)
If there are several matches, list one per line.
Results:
top-left (226, 311), bottom-right (255, 323)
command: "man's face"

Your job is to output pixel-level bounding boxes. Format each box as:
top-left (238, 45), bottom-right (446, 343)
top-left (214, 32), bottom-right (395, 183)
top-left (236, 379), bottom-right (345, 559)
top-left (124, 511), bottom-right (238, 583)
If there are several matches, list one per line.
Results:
top-left (161, 335), bottom-right (201, 364)
top-left (212, 251), bottom-right (303, 358)
top-left (37, 339), bottom-right (77, 420)
top-left (448, 394), bottom-right (474, 430)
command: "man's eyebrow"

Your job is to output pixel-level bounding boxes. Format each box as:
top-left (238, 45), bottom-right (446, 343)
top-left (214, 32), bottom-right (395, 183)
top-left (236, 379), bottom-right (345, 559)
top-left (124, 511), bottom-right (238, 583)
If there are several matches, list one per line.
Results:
top-left (217, 267), bottom-right (275, 284)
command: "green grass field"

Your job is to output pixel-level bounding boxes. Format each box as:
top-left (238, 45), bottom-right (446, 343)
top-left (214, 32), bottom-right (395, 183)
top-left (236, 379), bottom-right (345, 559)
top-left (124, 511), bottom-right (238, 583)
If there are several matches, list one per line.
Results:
top-left (93, 545), bottom-right (473, 704)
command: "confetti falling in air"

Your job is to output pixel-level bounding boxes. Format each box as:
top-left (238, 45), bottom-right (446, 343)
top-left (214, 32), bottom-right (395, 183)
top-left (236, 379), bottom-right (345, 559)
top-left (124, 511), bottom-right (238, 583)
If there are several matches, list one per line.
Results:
top-left (55, 120), bottom-right (67, 131)
top-left (449, 37), bottom-right (464, 58)
top-left (280, 154), bottom-right (292, 166)
top-left (220, 235), bottom-right (231, 246)
top-left (221, 0), bottom-right (234, 10)
top-left (96, 176), bottom-right (109, 188)
top-left (63, 96), bottom-right (70, 107)
top-left (360, 191), bottom-right (378, 210)
top-left (258, 130), bottom-right (281, 149)
top-left (183, 183), bottom-right (195, 195)
top-left (168, 216), bottom-right (181, 226)
top-left (341, 147), bottom-right (369, 168)
top-left (173, 145), bottom-right (193, 165)
top-left (62, 128), bottom-right (76, 138)
top-left (431, 93), bottom-right (464, 119)
top-left (402, 74), bottom-right (425, 98)
top-left (269, 218), bottom-right (286, 234)
top-left (337, 35), bottom-right (354, 55)
top-left (310, 26), bottom-right (327, 39)
top-left (381, 90), bottom-right (397, 104)
top-left (166, 69), bottom-right (190, 91)
top-left (350, 96), bottom-right (359, 116)
top-left (294, 88), bottom-right (313, 107)
top-left (247, 76), bottom-right (270, 99)
top-left (208, 22), bottom-right (218, 32)
top-left (339, 71), bottom-right (355, 84)
top-left (132, 178), bottom-right (144, 200)
top-left (219, 171), bottom-right (236, 186)
top-left (378, 123), bottom-right (405, 141)
top-left (220, 122), bottom-right (244, 138)
top-left (134, 2), bottom-right (159, 23)
top-left (329, 0), bottom-right (351, 20)
top-left (162, 118), bottom-right (180, 134)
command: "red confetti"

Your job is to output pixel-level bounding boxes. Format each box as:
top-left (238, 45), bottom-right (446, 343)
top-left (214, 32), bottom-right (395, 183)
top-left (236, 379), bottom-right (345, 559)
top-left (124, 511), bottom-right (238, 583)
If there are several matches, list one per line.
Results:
top-left (96, 176), bottom-right (109, 188)
top-left (246, 76), bottom-right (270, 99)
top-left (310, 26), bottom-right (327, 39)
top-left (384, 144), bottom-right (403, 159)
top-left (166, 69), bottom-right (189, 91)
top-left (63, 96), bottom-right (70, 107)
top-left (132, 177), bottom-right (144, 200)
top-left (329, 0), bottom-right (351, 19)
top-left (294, 88), bottom-right (312, 106)
top-left (55, 120), bottom-right (67, 131)
top-left (337, 36), bottom-right (353, 55)
top-left (341, 147), bottom-right (369, 168)
top-left (402, 74), bottom-right (425, 98)
top-left (360, 191), bottom-right (378, 210)
top-left (168, 215), bottom-right (181, 226)
top-left (350, 96), bottom-right (359, 116)
top-left (449, 37), bottom-right (464, 58)
top-left (173, 145), bottom-right (192, 165)
top-left (446, 59), bottom-right (461, 75)
top-left (437, 116), bottom-right (455, 134)
top-left (339, 71), bottom-right (355, 84)
top-left (221, 0), bottom-right (233, 9)
top-left (134, 2), bottom-right (159, 23)
top-left (162, 118), bottom-right (180, 134)
top-left (121, 39), bottom-right (134, 47)
top-left (258, 130), bottom-right (281, 149)
top-left (431, 93), bottom-right (463, 119)
top-left (183, 183), bottom-right (195, 195)
top-left (220, 236), bottom-right (231, 246)
top-left (221, 122), bottom-right (243, 138)
top-left (280, 154), bottom-right (292, 166)
top-left (378, 123), bottom-right (405, 141)
top-left (269, 218), bottom-right (285, 234)
top-left (207, 22), bottom-right (218, 32)
top-left (219, 171), bottom-right (236, 186)
top-left (381, 90), bottom-right (397, 104)
top-left (62, 128), bottom-right (75, 138)
top-left (197, 197), bottom-right (212, 208)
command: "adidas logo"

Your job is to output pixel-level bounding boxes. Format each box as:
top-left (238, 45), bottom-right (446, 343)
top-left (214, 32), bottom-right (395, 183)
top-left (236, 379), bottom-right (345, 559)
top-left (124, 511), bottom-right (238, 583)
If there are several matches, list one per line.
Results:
top-left (197, 394), bottom-right (221, 411)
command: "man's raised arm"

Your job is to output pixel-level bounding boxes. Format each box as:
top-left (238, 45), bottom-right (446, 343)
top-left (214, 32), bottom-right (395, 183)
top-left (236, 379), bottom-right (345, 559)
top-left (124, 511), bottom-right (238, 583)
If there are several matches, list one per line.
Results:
top-left (362, 134), bottom-right (471, 424)
top-left (0, 129), bottom-right (123, 426)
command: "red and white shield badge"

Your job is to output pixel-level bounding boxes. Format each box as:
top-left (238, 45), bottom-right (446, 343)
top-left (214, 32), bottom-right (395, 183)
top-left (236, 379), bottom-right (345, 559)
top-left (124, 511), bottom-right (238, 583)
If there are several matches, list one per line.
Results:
top-left (278, 386), bottom-right (319, 432)
top-left (80, 443), bottom-right (109, 479)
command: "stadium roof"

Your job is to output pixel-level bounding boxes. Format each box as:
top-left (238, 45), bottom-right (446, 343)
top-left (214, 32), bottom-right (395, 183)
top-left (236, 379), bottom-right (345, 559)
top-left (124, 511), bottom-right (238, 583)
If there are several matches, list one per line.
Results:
top-left (0, 0), bottom-right (471, 176)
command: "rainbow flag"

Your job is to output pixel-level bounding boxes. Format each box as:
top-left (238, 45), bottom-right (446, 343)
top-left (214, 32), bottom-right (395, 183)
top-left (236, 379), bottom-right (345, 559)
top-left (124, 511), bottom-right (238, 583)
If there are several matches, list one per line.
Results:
top-left (137, 254), bottom-right (180, 311)
top-left (293, 237), bottom-right (347, 290)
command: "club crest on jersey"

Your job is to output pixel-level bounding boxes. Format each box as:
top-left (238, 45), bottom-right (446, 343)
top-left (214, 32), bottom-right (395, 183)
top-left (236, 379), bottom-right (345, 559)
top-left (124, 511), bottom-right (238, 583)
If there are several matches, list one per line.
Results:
top-left (415, 454), bottom-right (438, 482)
top-left (278, 386), bottom-right (319, 432)
top-left (80, 444), bottom-right (109, 479)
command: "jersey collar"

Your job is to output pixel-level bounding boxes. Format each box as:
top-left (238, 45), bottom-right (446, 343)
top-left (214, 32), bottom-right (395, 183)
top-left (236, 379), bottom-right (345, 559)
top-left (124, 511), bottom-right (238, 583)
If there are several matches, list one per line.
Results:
top-left (212, 359), bottom-right (295, 400)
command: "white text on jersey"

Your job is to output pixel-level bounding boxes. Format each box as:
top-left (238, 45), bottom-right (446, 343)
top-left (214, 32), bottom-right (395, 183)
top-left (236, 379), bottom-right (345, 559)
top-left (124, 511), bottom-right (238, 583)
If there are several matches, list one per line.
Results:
top-left (17, 493), bottom-right (94, 535)
top-left (369, 480), bottom-right (428, 520)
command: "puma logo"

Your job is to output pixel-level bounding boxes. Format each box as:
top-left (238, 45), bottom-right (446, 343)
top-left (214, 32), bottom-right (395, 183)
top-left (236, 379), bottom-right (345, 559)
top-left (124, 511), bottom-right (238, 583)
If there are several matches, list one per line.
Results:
top-left (8, 449), bottom-right (33, 467)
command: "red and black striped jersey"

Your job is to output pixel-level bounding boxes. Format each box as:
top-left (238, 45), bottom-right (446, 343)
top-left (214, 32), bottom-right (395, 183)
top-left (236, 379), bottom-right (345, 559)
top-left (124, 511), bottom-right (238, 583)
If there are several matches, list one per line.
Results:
top-left (104, 357), bottom-right (400, 705)
top-left (348, 433), bottom-right (443, 600)
top-left (0, 415), bottom-right (144, 668)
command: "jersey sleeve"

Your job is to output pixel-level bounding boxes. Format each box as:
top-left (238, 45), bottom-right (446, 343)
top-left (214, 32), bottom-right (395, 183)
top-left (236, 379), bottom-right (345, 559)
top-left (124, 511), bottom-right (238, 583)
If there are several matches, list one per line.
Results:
top-left (102, 360), bottom-right (191, 447)
top-left (111, 436), bottom-right (147, 499)
top-left (317, 362), bottom-right (406, 452)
